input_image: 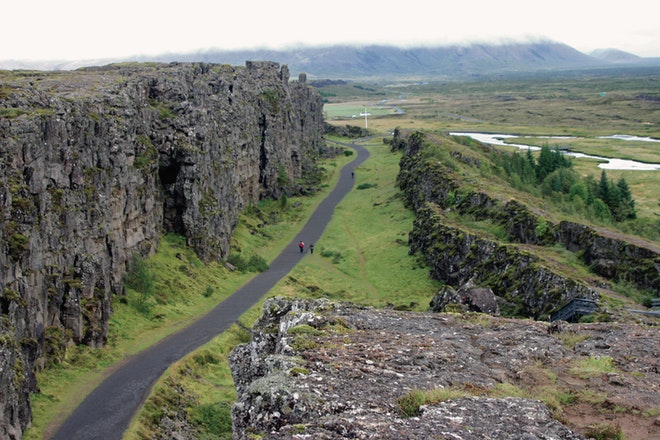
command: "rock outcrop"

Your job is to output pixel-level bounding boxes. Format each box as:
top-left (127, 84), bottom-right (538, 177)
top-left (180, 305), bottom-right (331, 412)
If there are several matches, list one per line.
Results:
top-left (0, 62), bottom-right (326, 438)
top-left (229, 297), bottom-right (659, 439)
top-left (410, 204), bottom-right (598, 318)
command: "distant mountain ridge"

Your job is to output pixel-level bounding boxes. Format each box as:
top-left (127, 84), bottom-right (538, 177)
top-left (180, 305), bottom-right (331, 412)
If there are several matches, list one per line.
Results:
top-left (149, 42), bottom-right (595, 78)
top-left (589, 48), bottom-right (645, 63)
top-left (3, 41), bottom-right (659, 78)
top-left (141, 41), bottom-right (660, 79)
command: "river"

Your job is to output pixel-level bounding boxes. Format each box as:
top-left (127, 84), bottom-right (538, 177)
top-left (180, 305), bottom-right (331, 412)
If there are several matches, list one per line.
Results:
top-left (450, 132), bottom-right (660, 171)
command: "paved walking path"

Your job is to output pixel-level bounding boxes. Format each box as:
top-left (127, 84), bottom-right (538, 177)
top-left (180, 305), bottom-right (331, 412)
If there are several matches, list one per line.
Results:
top-left (49, 143), bottom-right (369, 440)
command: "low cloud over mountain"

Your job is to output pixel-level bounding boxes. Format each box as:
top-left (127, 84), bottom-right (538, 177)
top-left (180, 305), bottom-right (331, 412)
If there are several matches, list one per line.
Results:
top-left (3, 41), bottom-right (659, 78)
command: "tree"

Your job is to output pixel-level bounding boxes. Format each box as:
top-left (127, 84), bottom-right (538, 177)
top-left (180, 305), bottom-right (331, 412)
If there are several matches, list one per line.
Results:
top-left (536, 145), bottom-right (556, 182)
top-left (568, 181), bottom-right (589, 202)
top-left (536, 145), bottom-right (571, 183)
top-left (541, 168), bottom-right (579, 197)
top-left (615, 177), bottom-right (636, 220)
top-left (597, 170), bottom-right (610, 205)
top-left (591, 198), bottom-right (613, 222)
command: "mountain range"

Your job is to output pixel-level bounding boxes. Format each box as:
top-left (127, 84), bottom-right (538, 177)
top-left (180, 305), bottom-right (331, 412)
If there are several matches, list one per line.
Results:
top-left (3, 41), bottom-right (660, 79)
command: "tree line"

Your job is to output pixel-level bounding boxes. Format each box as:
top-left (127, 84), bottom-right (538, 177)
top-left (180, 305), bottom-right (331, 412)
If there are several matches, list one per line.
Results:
top-left (495, 145), bottom-right (636, 222)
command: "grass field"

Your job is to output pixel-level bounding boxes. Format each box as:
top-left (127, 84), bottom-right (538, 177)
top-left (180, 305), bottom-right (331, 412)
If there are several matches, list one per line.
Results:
top-left (324, 102), bottom-right (402, 123)
top-left (325, 70), bottom-right (660, 221)
top-left (323, 68), bottom-right (660, 137)
top-left (269, 138), bottom-right (440, 309)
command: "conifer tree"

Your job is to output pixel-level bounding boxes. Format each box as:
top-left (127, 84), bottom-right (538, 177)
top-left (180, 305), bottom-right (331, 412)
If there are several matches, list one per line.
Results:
top-left (525, 148), bottom-right (537, 182)
top-left (536, 145), bottom-right (555, 182)
top-left (598, 170), bottom-right (610, 205)
top-left (615, 177), bottom-right (636, 220)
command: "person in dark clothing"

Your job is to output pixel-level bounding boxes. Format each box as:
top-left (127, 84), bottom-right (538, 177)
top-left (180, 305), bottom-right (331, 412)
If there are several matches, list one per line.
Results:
top-left (298, 241), bottom-right (305, 253)
top-left (309, 244), bottom-right (314, 254)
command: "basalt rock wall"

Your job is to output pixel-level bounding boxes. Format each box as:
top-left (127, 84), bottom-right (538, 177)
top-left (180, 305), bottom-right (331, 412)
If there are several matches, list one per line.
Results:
top-left (0, 62), bottom-right (326, 438)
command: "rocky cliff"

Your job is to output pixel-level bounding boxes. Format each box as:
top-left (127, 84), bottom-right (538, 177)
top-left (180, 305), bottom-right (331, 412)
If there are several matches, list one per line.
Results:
top-left (393, 130), bottom-right (660, 317)
top-left (229, 297), bottom-right (659, 439)
top-left (0, 61), bottom-right (326, 438)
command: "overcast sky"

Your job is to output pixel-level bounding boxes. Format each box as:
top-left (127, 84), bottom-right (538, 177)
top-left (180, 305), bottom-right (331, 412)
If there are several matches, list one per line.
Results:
top-left (4, 0), bottom-right (659, 62)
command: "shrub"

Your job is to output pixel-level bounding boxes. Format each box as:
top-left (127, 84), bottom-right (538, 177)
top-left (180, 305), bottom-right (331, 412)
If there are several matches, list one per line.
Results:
top-left (226, 253), bottom-right (269, 273)
top-left (398, 387), bottom-right (467, 417)
top-left (320, 248), bottom-right (343, 264)
top-left (246, 254), bottom-right (269, 272)
top-left (8, 233), bottom-right (29, 260)
top-left (123, 254), bottom-right (155, 315)
top-left (398, 389), bottom-right (425, 417)
top-left (584, 423), bottom-right (624, 440)
top-left (189, 402), bottom-right (233, 438)
top-left (124, 254), bottom-right (154, 293)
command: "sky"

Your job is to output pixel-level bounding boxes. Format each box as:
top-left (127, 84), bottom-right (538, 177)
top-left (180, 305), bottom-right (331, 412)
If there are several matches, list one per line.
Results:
top-left (3, 0), bottom-right (659, 63)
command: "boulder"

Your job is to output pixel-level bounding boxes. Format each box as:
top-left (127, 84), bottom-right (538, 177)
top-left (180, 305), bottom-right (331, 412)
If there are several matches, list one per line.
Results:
top-left (430, 282), bottom-right (500, 315)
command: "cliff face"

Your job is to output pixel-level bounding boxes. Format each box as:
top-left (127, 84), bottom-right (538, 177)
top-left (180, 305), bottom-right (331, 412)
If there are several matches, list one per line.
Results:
top-left (393, 130), bottom-right (659, 317)
top-left (0, 62), bottom-right (326, 438)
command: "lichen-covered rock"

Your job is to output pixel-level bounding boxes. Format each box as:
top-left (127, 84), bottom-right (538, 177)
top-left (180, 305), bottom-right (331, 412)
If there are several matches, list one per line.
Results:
top-left (0, 62), bottom-right (326, 437)
top-left (230, 298), bottom-right (659, 439)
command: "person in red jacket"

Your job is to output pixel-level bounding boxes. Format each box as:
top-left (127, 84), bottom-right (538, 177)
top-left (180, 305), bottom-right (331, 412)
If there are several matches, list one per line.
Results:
top-left (298, 241), bottom-right (305, 253)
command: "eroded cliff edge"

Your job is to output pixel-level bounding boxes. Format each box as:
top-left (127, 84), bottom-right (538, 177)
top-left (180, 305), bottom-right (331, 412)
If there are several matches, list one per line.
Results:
top-left (229, 297), bottom-right (659, 439)
top-left (0, 62), bottom-right (326, 438)
top-left (392, 130), bottom-right (659, 318)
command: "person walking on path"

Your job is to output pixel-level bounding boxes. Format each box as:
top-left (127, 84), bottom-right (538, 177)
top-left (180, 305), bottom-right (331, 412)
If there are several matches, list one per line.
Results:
top-left (299, 241), bottom-right (305, 253)
top-left (309, 244), bottom-right (314, 254)
top-left (51, 142), bottom-right (369, 440)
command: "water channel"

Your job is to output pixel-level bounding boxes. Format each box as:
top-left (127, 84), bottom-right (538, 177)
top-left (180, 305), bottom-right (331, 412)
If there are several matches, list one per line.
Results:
top-left (450, 132), bottom-right (660, 171)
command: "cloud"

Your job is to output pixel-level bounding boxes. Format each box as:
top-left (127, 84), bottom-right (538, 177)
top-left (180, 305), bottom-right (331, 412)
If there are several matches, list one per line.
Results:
top-left (4, 0), bottom-right (659, 61)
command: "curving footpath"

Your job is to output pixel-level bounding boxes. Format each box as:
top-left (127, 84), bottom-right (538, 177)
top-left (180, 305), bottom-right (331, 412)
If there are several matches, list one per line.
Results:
top-left (49, 143), bottom-right (369, 440)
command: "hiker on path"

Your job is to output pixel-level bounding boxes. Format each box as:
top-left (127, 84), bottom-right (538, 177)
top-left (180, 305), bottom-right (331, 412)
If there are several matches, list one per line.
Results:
top-left (299, 241), bottom-right (305, 253)
top-left (309, 244), bottom-right (314, 254)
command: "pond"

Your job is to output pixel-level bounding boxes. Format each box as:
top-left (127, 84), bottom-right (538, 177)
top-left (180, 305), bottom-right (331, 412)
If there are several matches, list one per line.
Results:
top-left (450, 132), bottom-right (660, 171)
